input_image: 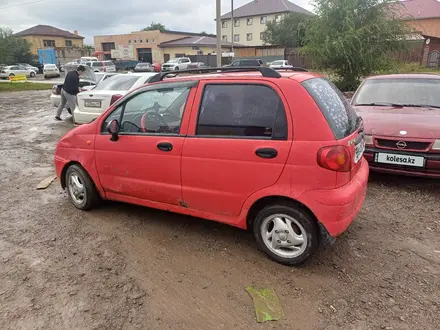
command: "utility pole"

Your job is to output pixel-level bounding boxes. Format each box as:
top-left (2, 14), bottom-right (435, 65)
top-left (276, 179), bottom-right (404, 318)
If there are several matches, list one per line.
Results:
top-left (231, 0), bottom-right (234, 55)
top-left (216, 0), bottom-right (222, 67)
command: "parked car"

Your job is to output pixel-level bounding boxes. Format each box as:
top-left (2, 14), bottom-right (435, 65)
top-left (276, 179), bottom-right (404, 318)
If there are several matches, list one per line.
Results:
top-left (187, 62), bottom-right (209, 70)
top-left (84, 61), bottom-right (116, 73)
top-left (80, 56), bottom-right (98, 62)
top-left (43, 64), bottom-right (60, 78)
top-left (134, 62), bottom-right (154, 72)
top-left (54, 67), bottom-right (368, 265)
top-left (0, 65), bottom-right (37, 79)
top-left (73, 72), bottom-right (157, 124)
top-left (352, 73), bottom-right (440, 178)
top-left (103, 61), bottom-right (116, 73)
top-left (50, 72), bottom-right (119, 108)
top-left (16, 63), bottom-right (39, 73)
top-left (161, 57), bottom-right (191, 71)
top-left (228, 59), bottom-right (264, 67)
top-left (269, 60), bottom-right (294, 69)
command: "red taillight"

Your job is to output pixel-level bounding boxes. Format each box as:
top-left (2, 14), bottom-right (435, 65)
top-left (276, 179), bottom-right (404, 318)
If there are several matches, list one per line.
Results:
top-left (110, 94), bottom-right (123, 105)
top-left (318, 146), bottom-right (352, 172)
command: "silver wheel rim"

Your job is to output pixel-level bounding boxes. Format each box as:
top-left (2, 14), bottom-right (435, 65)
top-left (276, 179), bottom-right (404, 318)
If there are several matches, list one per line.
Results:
top-left (261, 214), bottom-right (307, 258)
top-left (67, 172), bottom-right (86, 205)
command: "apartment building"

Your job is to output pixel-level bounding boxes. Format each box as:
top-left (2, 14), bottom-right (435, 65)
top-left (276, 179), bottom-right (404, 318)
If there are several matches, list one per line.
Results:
top-left (220, 0), bottom-right (312, 46)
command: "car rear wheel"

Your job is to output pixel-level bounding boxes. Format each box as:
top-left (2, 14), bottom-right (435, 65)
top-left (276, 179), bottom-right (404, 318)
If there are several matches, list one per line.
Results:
top-left (65, 164), bottom-right (100, 210)
top-left (253, 203), bottom-right (318, 265)
top-left (9, 73), bottom-right (15, 77)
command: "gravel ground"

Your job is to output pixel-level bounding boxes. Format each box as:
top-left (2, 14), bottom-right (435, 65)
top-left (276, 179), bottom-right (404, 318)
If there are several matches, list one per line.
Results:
top-left (0, 91), bottom-right (439, 330)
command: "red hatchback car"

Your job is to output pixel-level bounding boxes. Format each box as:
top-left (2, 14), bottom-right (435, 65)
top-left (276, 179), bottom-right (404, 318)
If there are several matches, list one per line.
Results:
top-left (54, 67), bottom-right (368, 265)
top-left (352, 74), bottom-right (440, 178)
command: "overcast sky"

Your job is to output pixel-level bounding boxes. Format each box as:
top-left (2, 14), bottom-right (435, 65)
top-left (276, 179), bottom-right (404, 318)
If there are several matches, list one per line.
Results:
top-left (0, 0), bottom-right (314, 44)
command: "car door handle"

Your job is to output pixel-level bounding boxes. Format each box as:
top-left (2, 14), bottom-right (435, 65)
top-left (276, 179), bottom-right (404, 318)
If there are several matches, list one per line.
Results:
top-left (157, 142), bottom-right (173, 152)
top-left (255, 148), bottom-right (278, 159)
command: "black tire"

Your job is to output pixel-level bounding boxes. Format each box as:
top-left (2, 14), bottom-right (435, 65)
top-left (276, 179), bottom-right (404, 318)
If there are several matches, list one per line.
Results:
top-left (44, 75), bottom-right (47, 79)
top-left (30, 72), bottom-right (35, 77)
top-left (253, 203), bottom-right (318, 265)
top-left (9, 73), bottom-right (15, 77)
top-left (65, 164), bottom-right (100, 210)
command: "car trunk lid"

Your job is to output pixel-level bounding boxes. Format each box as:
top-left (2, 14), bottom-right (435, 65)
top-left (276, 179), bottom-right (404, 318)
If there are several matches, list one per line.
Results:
top-left (77, 90), bottom-right (124, 113)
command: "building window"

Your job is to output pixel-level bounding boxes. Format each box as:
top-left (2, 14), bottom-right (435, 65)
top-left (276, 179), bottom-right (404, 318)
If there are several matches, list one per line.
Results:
top-left (140, 39), bottom-right (143, 43)
top-left (234, 19), bottom-right (240, 27)
top-left (152, 39), bottom-right (155, 43)
top-left (134, 40), bottom-right (137, 43)
top-left (260, 32), bottom-right (264, 40)
top-left (102, 42), bottom-right (115, 51)
top-left (222, 35), bottom-right (227, 41)
top-left (146, 39), bottom-right (149, 43)
top-left (128, 40), bottom-right (131, 43)
top-left (247, 18), bottom-right (253, 25)
top-left (275, 14), bottom-right (282, 23)
top-left (247, 33), bottom-right (253, 41)
top-left (43, 40), bottom-right (55, 47)
top-left (175, 53), bottom-right (185, 58)
top-left (233, 34), bottom-right (240, 42)
top-left (222, 21), bottom-right (227, 28)
top-left (65, 40), bottom-right (72, 47)
top-left (260, 16), bottom-right (267, 24)
top-left (192, 46), bottom-right (200, 50)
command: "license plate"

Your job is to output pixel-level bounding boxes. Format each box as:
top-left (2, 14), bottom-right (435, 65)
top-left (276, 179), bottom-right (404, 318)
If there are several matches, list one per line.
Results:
top-left (84, 100), bottom-right (101, 108)
top-left (375, 153), bottom-right (424, 167)
top-left (354, 139), bottom-right (365, 163)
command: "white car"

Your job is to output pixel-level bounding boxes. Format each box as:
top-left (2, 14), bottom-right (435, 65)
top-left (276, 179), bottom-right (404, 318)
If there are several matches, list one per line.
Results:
top-left (161, 57), bottom-right (191, 71)
top-left (0, 65), bottom-right (37, 79)
top-left (74, 72), bottom-right (157, 125)
top-left (269, 60), bottom-right (294, 69)
top-left (86, 61), bottom-right (117, 73)
top-left (17, 63), bottom-right (39, 73)
top-left (50, 72), bottom-right (119, 107)
top-left (43, 64), bottom-right (60, 78)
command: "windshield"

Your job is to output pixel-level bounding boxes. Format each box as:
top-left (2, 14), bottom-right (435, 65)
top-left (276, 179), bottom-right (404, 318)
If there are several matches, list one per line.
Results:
top-left (353, 78), bottom-right (440, 108)
top-left (93, 75), bottom-right (139, 91)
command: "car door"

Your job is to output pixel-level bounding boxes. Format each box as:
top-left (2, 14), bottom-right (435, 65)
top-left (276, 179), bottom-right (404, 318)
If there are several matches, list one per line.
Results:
top-left (181, 80), bottom-right (293, 217)
top-left (94, 81), bottom-right (197, 206)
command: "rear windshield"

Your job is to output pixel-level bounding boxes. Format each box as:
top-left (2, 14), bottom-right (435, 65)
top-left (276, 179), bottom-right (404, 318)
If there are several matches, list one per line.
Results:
top-left (93, 75), bottom-right (139, 91)
top-left (302, 78), bottom-right (358, 139)
top-left (353, 78), bottom-right (440, 108)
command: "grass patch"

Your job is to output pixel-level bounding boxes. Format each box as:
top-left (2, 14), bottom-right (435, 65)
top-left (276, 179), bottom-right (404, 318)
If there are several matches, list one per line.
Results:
top-left (0, 82), bottom-right (53, 92)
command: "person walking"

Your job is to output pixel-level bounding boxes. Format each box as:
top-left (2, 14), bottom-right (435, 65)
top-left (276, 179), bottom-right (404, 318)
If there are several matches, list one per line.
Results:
top-left (55, 65), bottom-right (86, 121)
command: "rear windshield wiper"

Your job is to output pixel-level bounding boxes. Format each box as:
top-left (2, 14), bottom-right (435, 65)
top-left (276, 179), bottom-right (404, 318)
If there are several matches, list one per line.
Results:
top-left (400, 104), bottom-right (440, 109)
top-left (354, 102), bottom-right (403, 107)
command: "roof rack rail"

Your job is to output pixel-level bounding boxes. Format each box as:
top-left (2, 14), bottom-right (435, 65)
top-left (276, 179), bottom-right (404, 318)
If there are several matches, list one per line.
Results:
top-left (148, 66), bottom-right (282, 83)
top-left (273, 67), bottom-right (309, 72)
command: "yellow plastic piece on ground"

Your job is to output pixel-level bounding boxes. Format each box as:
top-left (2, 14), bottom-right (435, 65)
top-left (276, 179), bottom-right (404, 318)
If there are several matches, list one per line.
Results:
top-left (246, 286), bottom-right (284, 323)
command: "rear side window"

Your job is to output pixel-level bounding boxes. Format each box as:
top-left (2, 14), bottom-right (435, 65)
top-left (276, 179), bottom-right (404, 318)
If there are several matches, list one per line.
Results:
top-left (302, 78), bottom-right (358, 139)
top-left (196, 84), bottom-right (287, 139)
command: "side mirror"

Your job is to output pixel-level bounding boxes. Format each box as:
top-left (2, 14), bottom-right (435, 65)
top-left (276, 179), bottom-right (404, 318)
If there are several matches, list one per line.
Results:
top-left (107, 119), bottom-right (120, 142)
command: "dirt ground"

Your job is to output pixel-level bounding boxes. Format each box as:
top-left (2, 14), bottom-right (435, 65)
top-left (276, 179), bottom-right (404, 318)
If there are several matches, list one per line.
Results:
top-left (0, 91), bottom-right (439, 330)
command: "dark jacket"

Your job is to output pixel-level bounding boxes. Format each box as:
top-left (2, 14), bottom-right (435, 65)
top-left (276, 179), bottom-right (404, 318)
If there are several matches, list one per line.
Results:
top-left (63, 70), bottom-right (80, 95)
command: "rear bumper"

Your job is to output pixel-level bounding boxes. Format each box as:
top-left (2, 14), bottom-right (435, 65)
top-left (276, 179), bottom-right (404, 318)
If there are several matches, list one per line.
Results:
top-left (299, 158), bottom-right (369, 237)
top-left (73, 107), bottom-right (100, 125)
top-left (364, 148), bottom-right (440, 178)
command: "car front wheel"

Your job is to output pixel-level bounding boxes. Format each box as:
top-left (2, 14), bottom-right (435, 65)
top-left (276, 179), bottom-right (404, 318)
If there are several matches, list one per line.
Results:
top-left (253, 203), bottom-right (318, 265)
top-left (65, 164), bottom-right (100, 210)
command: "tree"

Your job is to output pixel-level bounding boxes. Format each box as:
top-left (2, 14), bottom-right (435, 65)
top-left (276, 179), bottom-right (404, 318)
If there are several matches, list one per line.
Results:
top-left (199, 31), bottom-right (209, 36)
top-left (261, 13), bottom-right (313, 47)
top-left (303, 0), bottom-right (412, 90)
top-left (0, 27), bottom-right (32, 64)
top-left (143, 22), bottom-right (166, 32)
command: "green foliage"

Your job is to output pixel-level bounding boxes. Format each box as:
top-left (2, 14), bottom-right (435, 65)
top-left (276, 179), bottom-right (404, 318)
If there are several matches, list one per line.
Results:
top-left (261, 13), bottom-right (313, 47)
top-left (0, 82), bottom-right (52, 93)
top-left (143, 22), bottom-right (166, 32)
top-left (303, 0), bottom-right (412, 91)
top-left (0, 27), bottom-right (33, 65)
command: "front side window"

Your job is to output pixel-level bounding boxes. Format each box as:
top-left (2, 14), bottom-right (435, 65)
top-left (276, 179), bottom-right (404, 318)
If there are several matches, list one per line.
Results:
top-left (196, 84), bottom-right (287, 139)
top-left (109, 85), bottom-right (192, 134)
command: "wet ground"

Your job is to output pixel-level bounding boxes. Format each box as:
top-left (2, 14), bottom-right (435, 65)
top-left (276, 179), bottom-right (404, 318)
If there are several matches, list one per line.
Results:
top-left (0, 91), bottom-right (439, 330)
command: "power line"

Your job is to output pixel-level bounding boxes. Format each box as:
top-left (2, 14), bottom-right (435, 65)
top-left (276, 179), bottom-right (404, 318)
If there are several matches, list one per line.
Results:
top-left (0, 0), bottom-right (46, 10)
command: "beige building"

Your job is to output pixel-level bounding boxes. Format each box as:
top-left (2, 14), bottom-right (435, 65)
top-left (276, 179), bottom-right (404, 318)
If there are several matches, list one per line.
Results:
top-left (220, 0), bottom-right (312, 46)
top-left (15, 25), bottom-right (84, 55)
top-left (94, 30), bottom-right (224, 63)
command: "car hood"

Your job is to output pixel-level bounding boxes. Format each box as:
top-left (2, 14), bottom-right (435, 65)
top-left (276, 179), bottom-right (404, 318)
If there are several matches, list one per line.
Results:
top-left (355, 105), bottom-right (440, 139)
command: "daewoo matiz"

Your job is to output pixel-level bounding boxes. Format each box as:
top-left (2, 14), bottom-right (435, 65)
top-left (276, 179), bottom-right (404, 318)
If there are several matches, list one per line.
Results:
top-left (54, 67), bottom-right (369, 265)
